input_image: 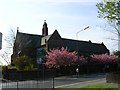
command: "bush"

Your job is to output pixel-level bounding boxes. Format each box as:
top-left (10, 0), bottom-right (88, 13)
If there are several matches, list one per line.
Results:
top-left (13, 55), bottom-right (35, 71)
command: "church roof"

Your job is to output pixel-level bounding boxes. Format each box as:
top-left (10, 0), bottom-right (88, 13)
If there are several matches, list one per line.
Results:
top-left (62, 38), bottom-right (109, 54)
top-left (15, 30), bottom-right (109, 54)
top-left (15, 31), bottom-right (42, 48)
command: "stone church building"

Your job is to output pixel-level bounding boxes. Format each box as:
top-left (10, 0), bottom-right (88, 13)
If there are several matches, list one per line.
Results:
top-left (11, 21), bottom-right (109, 64)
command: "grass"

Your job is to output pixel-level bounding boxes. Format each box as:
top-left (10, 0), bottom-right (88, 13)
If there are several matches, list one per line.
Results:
top-left (75, 83), bottom-right (120, 90)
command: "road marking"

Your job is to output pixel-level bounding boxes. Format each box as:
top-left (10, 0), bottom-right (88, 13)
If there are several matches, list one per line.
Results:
top-left (55, 78), bottom-right (105, 88)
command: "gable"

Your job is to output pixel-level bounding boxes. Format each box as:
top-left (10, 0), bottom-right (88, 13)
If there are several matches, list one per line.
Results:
top-left (47, 30), bottom-right (64, 49)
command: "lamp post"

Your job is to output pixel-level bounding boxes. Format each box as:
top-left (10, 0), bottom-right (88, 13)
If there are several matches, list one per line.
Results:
top-left (76, 26), bottom-right (89, 77)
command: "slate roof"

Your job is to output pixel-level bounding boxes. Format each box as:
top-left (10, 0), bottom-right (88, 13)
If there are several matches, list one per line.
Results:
top-left (15, 31), bottom-right (109, 54)
top-left (62, 38), bottom-right (109, 54)
top-left (15, 31), bottom-right (42, 48)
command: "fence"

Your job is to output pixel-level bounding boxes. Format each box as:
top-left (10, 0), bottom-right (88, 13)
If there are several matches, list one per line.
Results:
top-left (2, 78), bottom-right (54, 89)
top-left (2, 63), bottom-right (118, 89)
top-left (2, 69), bottom-right (55, 89)
top-left (106, 72), bottom-right (120, 84)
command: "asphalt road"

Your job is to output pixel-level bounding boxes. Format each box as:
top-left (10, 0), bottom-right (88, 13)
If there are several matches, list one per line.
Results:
top-left (2, 73), bottom-right (106, 89)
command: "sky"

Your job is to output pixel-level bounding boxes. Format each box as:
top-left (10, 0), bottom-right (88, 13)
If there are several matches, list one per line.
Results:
top-left (0, 0), bottom-right (118, 65)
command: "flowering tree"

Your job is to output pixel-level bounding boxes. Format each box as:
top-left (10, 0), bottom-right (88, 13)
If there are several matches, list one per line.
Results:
top-left (79, 56), bottom-right (87, 65)
top-left (45, 47), bottom-right (77, 68)
top-left (91, 54), bottom-right (118, 64)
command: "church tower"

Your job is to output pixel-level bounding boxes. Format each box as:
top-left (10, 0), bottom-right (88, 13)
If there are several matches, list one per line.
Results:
top-left (42, 20), bottom-right (48, 36)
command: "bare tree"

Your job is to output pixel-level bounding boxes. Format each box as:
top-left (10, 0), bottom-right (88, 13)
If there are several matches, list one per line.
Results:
top-left (0, 51), bottom-right (10, 64)
top-left (98, 21), bottom-right (119, 40)
top-left (4, 28), bottom-right (16, 49)
top-left (0, 29), bottom-right (16, 65)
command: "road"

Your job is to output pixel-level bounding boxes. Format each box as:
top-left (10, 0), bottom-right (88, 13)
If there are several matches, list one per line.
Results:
top-left (2, 73), bottom-right (106, 89)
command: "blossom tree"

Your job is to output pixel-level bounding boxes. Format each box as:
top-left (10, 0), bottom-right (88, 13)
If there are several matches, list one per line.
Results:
top-left (91, 54), bottom-right (118, 64)
top-left (45, 47), bottom-right (77, 68)
top-left (78, 56), bottom-right (87, 65)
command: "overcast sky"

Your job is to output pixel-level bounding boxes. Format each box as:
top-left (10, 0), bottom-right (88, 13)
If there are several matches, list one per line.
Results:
top-left (0, 0), bottom-right (118, 65)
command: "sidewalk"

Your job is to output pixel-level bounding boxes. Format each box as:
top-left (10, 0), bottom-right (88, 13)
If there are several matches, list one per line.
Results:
top-left (54, 73), bottom-right (119, 88)
top-left (55, 77), bottom-right (106, 88)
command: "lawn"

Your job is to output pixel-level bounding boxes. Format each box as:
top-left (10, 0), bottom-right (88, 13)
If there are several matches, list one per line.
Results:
top-left (75, 83), bottom-right (120, 90)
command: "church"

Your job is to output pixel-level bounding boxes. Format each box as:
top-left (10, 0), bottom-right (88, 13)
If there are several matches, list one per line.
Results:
top-left (11, 21), bottom-right (109, 64)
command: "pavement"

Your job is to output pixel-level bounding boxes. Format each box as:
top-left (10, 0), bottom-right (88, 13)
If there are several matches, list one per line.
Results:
top-left (54, 73), bottom-right (106, 88)
top-left (54, 73), bottom-right (119, 88)
top-left (55, 78), bottom-right (106, 88)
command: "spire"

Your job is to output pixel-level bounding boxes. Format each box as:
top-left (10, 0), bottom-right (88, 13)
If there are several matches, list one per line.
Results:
top-left (17, 27), bottom-right (19, 32)
top-left (42, 20), bottom-right (48, 36)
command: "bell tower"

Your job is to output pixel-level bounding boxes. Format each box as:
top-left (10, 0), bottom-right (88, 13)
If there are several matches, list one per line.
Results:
top-left (42, 20), bottom-right (48, 36)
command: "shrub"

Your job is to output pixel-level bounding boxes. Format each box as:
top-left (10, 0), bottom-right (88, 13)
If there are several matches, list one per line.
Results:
top-left (13, 55), bottom-right (35, 71)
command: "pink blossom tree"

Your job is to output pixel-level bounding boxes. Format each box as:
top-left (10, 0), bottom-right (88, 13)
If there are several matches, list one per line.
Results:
top-left (90, 54), bottom-right (118, 64)
top-left (45, 47), bottom-right (77, 68)
top-left (79, 56), bottom-right (87, 65)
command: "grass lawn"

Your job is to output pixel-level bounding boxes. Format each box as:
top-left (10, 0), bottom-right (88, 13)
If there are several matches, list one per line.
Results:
top-left (75, 83), bottom-right (120, 90)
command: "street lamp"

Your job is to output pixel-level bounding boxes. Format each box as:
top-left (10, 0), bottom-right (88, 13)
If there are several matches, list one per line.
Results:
top-left (76, 26), bottom-right (89, 77)
top-left (76, 26), bottom-right (89, 40)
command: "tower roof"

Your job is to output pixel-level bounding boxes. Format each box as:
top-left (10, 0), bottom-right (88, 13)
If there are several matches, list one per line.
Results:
top-left (42, 20), bottom-right (48, 36)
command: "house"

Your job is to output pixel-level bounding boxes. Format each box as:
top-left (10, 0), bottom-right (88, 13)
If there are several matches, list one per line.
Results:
top-left (11, 21), bottom-right (109, 64)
